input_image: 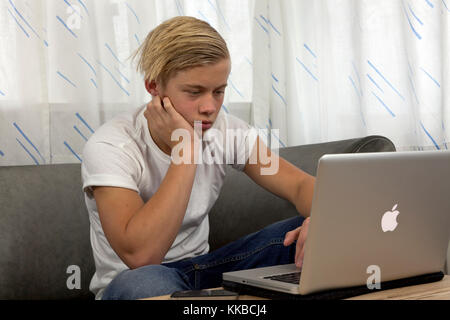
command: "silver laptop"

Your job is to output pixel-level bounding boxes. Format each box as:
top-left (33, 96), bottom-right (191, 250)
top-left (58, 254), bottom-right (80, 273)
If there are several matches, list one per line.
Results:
top-left (223, 150), bottom-right (450, 295)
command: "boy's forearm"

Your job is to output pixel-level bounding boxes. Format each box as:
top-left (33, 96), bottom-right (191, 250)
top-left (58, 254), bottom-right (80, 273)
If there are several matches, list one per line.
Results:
top-left (295, 175), bottom-right (316, 218)
top-left (123, 160), bottom-right (197, 268)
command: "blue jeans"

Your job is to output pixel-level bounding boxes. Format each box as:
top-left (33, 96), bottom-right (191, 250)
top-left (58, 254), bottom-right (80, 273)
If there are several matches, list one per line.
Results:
top-left (102, 216), bottom-right (304, 300)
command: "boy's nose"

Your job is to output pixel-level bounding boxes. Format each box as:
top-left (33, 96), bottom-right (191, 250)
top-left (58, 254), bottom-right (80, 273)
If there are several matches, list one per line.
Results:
top-left (198, 95), bottom-right (218, 115)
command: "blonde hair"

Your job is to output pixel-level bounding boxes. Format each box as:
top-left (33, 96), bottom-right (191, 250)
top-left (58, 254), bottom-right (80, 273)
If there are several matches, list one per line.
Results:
top-left (132, 16), bottom-right (230, 88)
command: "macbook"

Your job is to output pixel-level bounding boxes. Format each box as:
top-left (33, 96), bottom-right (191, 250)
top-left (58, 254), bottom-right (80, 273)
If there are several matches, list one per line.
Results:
top-left (222, 150), bottom-right (450, 295)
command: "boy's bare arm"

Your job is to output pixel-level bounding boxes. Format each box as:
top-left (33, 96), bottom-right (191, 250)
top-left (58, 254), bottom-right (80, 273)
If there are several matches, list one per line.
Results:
top-left (93, 96), bottom-right (198, 269)
top-left (244, 137), bottom-right (315, 268)
top-left (93, 161), bottom-right (197, 269)
top-left (244, 137), bottom-right (315, 218)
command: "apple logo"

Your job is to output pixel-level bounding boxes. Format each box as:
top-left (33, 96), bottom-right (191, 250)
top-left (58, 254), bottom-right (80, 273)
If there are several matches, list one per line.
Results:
top-left (381, 204), bottom-right (400, 232)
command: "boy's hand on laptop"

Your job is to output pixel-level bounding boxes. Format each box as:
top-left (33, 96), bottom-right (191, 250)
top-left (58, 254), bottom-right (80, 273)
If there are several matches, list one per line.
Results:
top-left (144, 96), bottom-right (195, 151)
top-left (283, 217), bottom-right (310, 268)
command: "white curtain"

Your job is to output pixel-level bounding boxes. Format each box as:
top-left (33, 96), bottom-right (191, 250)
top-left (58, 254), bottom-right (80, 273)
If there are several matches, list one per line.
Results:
top-left (0, 0), bottom-right (449, 166)
top-left (253, 0), bottom-right (449, 150)
top-left (0, 0), bottom-right (254, 165)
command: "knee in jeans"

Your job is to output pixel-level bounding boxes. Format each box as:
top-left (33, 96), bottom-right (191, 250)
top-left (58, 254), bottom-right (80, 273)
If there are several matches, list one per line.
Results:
top-left (103, 265), bottom-right (189, 300)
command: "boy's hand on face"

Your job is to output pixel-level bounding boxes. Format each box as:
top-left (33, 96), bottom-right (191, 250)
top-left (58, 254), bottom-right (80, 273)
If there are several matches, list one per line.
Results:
top-left (283, 217), bottom-right (310, 269)
top-left (144, 96), bottom-right (195, 151)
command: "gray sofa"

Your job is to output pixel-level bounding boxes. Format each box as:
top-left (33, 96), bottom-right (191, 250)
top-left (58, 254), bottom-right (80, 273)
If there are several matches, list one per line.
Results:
top-left (0, 135), bottom-right (445, 300)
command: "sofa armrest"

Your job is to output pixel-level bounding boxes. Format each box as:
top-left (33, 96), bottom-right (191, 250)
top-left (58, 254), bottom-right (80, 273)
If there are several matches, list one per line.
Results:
top-left (277, 135), bottom-right (396, 176)
top-left (208, 135), bottom-right (396, 251)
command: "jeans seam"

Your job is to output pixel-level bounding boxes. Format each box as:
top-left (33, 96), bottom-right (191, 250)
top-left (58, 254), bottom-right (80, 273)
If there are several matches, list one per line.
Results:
top-left (194, 238), bottom-right (285, 270)
top-left (177, 268), bottom-right (192, 285)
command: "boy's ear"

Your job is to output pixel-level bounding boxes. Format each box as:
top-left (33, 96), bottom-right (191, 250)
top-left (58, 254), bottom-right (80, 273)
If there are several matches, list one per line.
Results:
top-left (145, 79), bottom-right (159, 96)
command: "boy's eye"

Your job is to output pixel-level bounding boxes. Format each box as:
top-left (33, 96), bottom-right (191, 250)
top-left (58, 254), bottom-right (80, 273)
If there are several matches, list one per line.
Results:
top-left (184, 89), bottom-right (225, 96)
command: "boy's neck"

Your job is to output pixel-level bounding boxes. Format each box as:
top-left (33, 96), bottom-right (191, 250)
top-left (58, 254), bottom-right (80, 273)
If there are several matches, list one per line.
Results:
top-left (147, 120), bottom-right (172, 156)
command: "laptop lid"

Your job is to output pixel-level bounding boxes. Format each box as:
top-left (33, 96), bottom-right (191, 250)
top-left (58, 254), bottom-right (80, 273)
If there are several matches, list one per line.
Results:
top-left (299, 150), bottom-right (450, 295)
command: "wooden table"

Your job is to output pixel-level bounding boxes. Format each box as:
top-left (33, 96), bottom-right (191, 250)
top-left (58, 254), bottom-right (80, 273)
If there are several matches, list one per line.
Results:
top-left (348, 275), bottom-right (450, 300)
top-left (144, 275), bottom-right (450, 300)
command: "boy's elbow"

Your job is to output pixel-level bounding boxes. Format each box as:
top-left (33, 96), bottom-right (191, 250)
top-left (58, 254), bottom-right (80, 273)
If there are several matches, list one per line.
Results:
top-left (122, 250), bottom-right (163, 270)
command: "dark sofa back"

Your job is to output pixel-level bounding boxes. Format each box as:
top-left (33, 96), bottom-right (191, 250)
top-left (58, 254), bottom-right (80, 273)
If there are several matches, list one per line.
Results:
top-left (0, 164), bottom-right (94, 299)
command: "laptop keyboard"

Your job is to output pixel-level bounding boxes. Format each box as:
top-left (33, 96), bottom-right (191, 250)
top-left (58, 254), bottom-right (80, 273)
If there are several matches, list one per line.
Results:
top-left (263, 271), bottom-right (301, 284)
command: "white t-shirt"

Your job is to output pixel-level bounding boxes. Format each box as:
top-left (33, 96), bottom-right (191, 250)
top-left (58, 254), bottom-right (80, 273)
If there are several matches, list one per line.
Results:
top-left (81, 105), bottom-right (257, 300)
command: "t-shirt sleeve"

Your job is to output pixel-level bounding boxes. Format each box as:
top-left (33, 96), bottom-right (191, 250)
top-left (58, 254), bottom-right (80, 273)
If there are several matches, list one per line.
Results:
top-left (81, 139), bottom-right (141, 199)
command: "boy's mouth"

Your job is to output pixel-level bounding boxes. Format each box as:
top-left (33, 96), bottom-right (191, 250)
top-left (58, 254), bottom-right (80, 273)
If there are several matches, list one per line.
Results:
top-left (201, 121), bottom-right (212, 130)
top-left (194, 120), bottom-right (213, 131)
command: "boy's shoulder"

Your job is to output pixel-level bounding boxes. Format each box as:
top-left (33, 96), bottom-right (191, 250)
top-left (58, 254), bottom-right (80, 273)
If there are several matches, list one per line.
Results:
top-left (87, 105), bottom-right (146, 146)
top-left (82, 105), bottom-right (147, 164)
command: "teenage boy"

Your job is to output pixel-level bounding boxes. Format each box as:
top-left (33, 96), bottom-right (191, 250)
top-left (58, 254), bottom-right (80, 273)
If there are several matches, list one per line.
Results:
top-left (81, 16), bottom-right (315, 300)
